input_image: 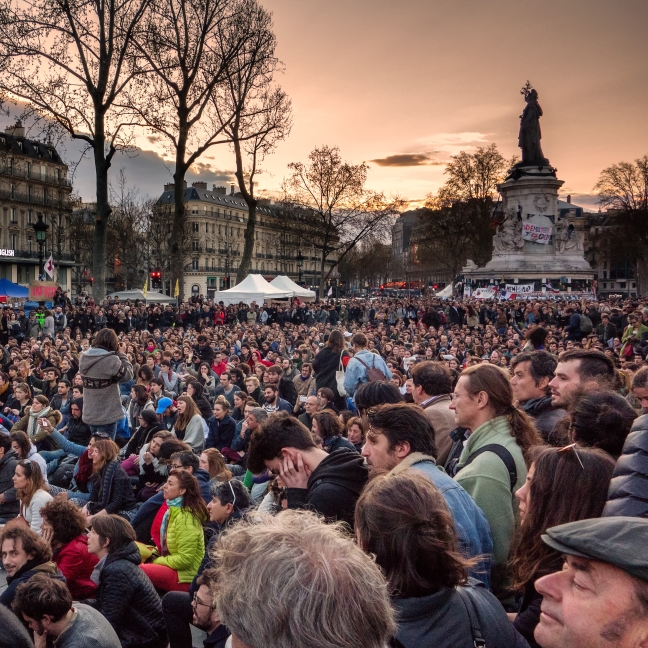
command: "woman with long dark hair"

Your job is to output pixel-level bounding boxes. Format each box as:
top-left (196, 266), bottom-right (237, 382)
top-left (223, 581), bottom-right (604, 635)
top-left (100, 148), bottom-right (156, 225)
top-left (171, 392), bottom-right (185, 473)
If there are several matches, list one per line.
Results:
top-left (83, 437), bottom-right (138, 522)
top-left (356, 471), bottom-right (524, 647)
top-left (127, 384), bottom-right (154, 432)
top-left (172, 395), bottom-right (205, 454)
top-left (140, 469), bottom-right (207, 593)
top-left (312, 329), bottom-right (350, 411)
top-left (508, 445), bottom-right (614, 647)
top-left (12, 459), bottom-right (52, 533)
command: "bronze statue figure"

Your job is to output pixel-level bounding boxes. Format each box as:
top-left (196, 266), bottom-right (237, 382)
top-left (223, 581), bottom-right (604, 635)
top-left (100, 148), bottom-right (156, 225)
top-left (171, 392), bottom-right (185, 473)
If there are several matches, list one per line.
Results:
top-left (518, 84), bottom-right (549, 166)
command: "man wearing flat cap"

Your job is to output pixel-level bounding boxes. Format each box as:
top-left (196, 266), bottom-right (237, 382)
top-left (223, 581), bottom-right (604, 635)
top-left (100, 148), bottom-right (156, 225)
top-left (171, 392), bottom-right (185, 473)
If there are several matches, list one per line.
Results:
top-left (534, 516), bottom-right (648, 648)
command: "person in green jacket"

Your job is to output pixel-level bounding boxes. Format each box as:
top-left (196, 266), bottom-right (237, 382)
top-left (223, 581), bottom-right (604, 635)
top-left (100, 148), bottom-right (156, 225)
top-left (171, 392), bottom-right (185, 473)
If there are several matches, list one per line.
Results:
top-left (620, 312), bottom-right (648, 359)
top-left (141, 469), bottom-right (207, 592)
top-left (450, 363), bottom-right (541, 600)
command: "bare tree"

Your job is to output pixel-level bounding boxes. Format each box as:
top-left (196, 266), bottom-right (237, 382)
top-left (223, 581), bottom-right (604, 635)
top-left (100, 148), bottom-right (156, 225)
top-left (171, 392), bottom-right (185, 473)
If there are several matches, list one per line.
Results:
top-left (212, 3), bottom-right (291, 283)
top-left (415, 144), bottom-right (513, 292)
top-left (0, 0), bottom-right (151, 298)
top-left (285, 145), bottom-right (401, 297)
top-left (126, 0), bottom-right (260, 297)
top-left (594, 156), bottom-right (648, 211)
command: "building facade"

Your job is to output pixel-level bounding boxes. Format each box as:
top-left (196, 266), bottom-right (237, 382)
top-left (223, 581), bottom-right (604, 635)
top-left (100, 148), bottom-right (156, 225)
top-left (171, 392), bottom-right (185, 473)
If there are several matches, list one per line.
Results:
top-left (154, 182), bottom-right (337, 298)
top-left (0, 122), bottom-right (74, 290)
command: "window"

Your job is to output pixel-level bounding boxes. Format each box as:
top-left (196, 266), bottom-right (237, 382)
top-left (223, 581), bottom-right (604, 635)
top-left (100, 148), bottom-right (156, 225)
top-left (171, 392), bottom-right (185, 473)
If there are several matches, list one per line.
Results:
top-left (10, 234), bottom-right (17, 249)
top-left (28, 239), bottom-right (32, 253)
top-left (192, 240), bottom-right (199, 251)
top-left (192, 222), bottom-right (199, 232)
top-left (192, 258), bottom-right (199, 270)
top-left (28, 210), bottom-right (33, 224)
top-left (191, 284), bottom-right (200, 296)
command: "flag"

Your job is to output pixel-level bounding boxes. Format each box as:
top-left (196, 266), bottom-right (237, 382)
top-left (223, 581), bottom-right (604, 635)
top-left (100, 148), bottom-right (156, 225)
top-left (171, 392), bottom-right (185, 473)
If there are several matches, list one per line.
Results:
top-left (44, 255), bottom-right (55, 279)
top-left (544, 282), bottom-right (560, 293)
top-left (143, 277), bottom-right (148, 297)
top-left (327, 286), bottom-right (332, 296)
top-left (82, 266), bottom-right (89, 278)
top-left (174, 279), bottom-right (179, 298)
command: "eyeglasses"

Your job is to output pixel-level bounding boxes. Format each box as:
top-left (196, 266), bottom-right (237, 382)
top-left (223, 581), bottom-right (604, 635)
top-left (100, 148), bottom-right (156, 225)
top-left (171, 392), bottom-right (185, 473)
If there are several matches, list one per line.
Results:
top-left (558, 443), bottom-right (584, 470)
top-left (192, 593), bottom-right (216, 610)
top-left (170, 463), bottom-right (183, 469)
top-left (228, 480), bottom-right (237, 508)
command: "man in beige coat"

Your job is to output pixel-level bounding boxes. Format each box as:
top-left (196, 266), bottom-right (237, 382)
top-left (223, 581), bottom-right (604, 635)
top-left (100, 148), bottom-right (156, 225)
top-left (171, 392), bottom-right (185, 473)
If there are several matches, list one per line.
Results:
top-left (411, 362), bottom-right (456, 465)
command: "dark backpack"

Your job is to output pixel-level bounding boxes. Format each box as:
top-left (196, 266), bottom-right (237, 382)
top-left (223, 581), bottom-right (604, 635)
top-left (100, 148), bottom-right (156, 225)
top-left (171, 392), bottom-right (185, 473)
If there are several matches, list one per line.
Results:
top-left (354, 355), bottom-right (387, 382)
top-left (580, 313), bottom-right (593, 334)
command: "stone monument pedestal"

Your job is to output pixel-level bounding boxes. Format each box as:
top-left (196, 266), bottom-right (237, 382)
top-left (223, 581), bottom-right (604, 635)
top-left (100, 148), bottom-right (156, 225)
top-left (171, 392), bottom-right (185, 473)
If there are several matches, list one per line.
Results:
top-left (463, 163), bottom-right (594, 294)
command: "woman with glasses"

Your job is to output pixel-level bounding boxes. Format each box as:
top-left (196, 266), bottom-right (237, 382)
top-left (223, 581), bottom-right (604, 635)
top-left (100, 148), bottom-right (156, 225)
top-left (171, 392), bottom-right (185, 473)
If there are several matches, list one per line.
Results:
top-left (140, 469), bottom-right (208, 593)
top-left (508, 445), bottom-right (614, 647)
top-left (12, 458), bottom-right (52, 533)
top-left (87, 514), bottom-right (167, 648)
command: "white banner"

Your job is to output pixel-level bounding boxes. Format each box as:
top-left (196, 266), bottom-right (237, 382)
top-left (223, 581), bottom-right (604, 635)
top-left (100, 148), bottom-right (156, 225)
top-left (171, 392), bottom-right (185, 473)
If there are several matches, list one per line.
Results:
top-left (473, 288), bottom-right (496, 299)
top-left (505, 283), bottom-right (534, 294)
top-left (522, 222), bottom-right (552, 244)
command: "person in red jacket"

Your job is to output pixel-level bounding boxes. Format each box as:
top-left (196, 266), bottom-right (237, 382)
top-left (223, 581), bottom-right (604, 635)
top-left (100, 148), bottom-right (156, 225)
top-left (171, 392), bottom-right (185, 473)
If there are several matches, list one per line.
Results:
top-left (40, 498), bottom-right (99, 599)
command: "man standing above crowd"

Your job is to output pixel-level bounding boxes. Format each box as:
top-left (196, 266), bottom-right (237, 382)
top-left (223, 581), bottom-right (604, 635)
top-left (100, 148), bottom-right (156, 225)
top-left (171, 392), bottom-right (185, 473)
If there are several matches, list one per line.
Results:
top-left (410, 361), bottom-right (457, 464)
top-left (549, 349), bottom-right (615, 410)
top-left (510, 351), bottom-right (566, 442)
top-left (449, 364), bottom-right (540, 599)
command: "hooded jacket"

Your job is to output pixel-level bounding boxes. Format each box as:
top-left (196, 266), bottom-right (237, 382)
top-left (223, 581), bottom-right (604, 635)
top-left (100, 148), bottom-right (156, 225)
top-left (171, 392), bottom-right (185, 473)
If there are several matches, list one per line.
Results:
top-left (519, 395), bottom-right (566, 443)
top-left (286, 448), bottom-right (368, 527)
top-left (79, 348), bottom-right (133, 426)
top-left (93, 541), bottom-right (166, 648)
top-left (603, 414), bottom-right (648, 517)
top-left (0, 447), bottom-right (20, 519)
top-left (390, 453), bottom-right (493, 588)
top-left (392, 580), bottom-right (530, 648)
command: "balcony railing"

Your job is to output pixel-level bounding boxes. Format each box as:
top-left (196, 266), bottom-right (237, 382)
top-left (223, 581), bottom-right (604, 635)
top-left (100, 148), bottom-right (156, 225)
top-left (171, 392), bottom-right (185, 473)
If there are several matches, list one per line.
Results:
top-left (0, 165), bottom-right (73, 188)
top-left (13, 249), bottom-right (75, 261)
top-left (0, 188), bottom-right (71, 209)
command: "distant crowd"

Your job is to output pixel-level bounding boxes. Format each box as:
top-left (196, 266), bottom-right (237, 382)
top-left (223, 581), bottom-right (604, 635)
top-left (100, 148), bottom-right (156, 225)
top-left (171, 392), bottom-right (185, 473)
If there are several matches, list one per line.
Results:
top-left (0, 287), bottom-right (647, 648)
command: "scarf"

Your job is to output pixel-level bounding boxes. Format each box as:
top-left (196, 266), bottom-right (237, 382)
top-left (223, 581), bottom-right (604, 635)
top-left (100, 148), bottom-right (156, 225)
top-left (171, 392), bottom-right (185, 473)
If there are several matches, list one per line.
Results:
top-left (27, 406), bottom-right (51, 438)
top-left (160, 496), bottom-right (183, 555)
top-left (90, 555), bottom-right (107, 585)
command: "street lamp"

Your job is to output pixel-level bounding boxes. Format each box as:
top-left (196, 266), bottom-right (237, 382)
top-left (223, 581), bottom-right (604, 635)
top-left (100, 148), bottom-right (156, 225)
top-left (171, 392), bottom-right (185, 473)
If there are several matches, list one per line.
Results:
top-left (33, 212), bottom-right (49, 280)
top-left (296, 251), bottom-right (304, 285)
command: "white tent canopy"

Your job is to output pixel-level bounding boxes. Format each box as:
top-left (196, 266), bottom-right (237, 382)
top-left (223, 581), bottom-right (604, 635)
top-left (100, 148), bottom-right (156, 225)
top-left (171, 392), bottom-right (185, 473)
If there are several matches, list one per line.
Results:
top-left (213, 274), bottom-right (293, 306)
top-left (106, 289), bottom-right (176, 303)
top-left (269, 275), bottom-right (316, 301)
top-left (436, 284), bottom-right (453, 299)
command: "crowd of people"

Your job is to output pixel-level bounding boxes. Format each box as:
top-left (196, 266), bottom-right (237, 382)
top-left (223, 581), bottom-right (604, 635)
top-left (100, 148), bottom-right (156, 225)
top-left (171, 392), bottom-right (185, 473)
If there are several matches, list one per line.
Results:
top-left (0, 288), bottom-right (648, 648)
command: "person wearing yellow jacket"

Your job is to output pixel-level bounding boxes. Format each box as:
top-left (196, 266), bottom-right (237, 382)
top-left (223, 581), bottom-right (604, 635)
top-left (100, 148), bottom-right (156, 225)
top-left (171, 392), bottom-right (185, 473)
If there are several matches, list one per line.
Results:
top-left (141, 469), bottom-right (207, 592)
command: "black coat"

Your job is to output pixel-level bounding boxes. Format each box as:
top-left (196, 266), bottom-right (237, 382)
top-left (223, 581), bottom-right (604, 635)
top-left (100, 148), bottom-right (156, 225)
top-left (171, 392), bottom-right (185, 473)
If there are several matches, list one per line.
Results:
top-left (93, 542), bottom-right (167, 648)
top-left (312, 346), bottom-right (349, 399)
top-left (206, 415), bottom-right (237, 450)
top-left (604, 414), bottom-right (648, 517)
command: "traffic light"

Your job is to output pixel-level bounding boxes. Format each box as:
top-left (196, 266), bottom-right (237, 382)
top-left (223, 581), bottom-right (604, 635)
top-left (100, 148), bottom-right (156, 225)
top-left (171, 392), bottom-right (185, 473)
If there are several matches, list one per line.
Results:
top-left (149, 270), bottom-right (161, 289)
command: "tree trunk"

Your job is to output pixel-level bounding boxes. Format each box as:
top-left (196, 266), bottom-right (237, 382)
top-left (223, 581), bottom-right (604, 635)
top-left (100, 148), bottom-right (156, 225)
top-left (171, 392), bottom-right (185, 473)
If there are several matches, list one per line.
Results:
top-left (233, 135), bottom-right (257, 285)
top-left (318, 247), bottom-right (327, 298)
top-left (237, 200), bottom-right (257, 284)
top-left (171, 125), bottom-right (188, 300)
top-left (92, 121), bottom-right (110, 300)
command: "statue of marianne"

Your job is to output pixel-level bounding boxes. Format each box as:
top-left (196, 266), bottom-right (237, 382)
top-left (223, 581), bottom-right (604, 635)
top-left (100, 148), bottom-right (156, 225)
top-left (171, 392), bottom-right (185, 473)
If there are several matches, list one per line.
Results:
top-left (518, 85), bottom-right (549, 166)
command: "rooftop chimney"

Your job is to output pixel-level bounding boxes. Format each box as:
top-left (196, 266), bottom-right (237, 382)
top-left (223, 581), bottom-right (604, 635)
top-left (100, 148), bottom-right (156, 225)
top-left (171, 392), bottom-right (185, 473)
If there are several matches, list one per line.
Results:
top-left (567, 195), bottom-right (571, 204)
top-left (164, 183), bottom-right (175, 192)
top-left (213, 185), bottom-right (226, 195)
top-left (230, 184), bottom-right (235, 196)
top-left (192, 181), bottom-right (207, 189)
top-left (5, 120), bottom-right (25, 138)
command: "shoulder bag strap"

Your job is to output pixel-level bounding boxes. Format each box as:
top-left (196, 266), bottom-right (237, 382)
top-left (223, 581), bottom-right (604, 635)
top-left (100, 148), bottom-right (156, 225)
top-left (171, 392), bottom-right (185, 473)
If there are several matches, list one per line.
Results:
top-left (456, 587), bottom-right (487, 648)
top-left (462, 444), bottom-right (517, 491)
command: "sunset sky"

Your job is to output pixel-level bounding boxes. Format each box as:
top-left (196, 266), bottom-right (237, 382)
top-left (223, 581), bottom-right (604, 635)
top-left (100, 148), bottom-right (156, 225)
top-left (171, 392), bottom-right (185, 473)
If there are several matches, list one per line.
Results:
top-left (69, 0), bottom-right (648, 211)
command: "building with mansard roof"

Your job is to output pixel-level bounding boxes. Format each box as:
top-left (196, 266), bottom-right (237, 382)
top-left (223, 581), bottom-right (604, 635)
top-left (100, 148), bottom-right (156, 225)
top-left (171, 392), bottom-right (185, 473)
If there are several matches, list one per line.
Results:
top-left (0, 122), bottom-right (74, 290)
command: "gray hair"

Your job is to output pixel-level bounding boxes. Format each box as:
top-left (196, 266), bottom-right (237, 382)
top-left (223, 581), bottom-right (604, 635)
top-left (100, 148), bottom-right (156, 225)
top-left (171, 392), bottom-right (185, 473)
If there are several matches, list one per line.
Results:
top-left (212, 511), bottom-right (396, 648)
top-left (249, 407), bottom-right (268, 423)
